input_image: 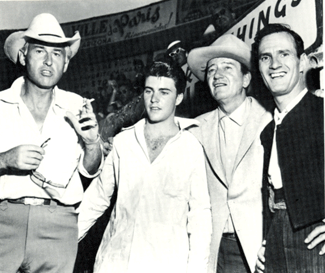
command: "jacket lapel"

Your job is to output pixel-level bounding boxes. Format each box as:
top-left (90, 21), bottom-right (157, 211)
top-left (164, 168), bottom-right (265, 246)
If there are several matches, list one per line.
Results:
top-left (233, 98), bottom-right (271, 173)
top-left (201, 110), bottom-right (228, 187)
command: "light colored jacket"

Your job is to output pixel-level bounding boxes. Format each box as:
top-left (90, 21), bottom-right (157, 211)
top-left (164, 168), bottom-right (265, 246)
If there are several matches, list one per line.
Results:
top-left (190, 97), bottom-right (272, 273)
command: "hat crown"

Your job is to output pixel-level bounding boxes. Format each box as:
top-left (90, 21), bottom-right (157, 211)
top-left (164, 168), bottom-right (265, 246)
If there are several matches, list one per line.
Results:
top-left (4, 13), bottom-right (81, 63)
top-left (187, 34), bottom-right (251, 81)
top-left (26, 13), bottom-right (66, 39)
top-left (211, 34), bottom-right (250, 51)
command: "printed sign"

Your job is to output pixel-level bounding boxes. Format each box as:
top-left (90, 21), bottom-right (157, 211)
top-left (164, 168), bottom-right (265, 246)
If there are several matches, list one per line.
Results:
top-left (225, 0), bottom-right (318, 49)
top-left (62, 0), bottom-right (177, 49)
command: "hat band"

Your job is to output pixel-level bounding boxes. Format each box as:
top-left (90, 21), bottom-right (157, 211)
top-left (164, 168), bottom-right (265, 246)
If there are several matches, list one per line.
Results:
top-left (38, 33), bottom-right (62, 38)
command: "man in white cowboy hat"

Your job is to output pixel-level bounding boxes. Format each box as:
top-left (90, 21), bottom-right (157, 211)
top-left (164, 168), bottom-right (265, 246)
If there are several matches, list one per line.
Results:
top-left (0, 13), bottom-right (103, 272)
top-left (187, 34), bottom-right (272, 273)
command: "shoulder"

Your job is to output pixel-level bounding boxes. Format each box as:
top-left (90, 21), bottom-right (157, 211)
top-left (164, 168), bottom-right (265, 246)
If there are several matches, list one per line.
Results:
top-left (194, 109), bottom-right (217, 123)
top-left (306, 91), bottom-right (323, 110)
top-left (54, 88), bottom-right (84, 114)
top-left (56, 88), bottom-right (83, 104)
top-left (248, 96), bottom-right (273, 126)
top-left (112, 119), bottom-right (141, 146)
top-left (188, 109), bottom-right (217, 141)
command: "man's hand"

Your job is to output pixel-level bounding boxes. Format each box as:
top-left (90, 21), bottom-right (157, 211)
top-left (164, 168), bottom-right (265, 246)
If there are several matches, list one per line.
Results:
top-left (255, 240), bottom-right (266, 273)
top-left (65, 98), bottom-right (99, 145)
top-left (305, 219), bottom-right (325, 255)
top-left (0, 144), bottom-right (44, 171)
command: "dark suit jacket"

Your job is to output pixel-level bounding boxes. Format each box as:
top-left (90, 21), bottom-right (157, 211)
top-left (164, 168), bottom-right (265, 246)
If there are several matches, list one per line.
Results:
top-left (261, 91), bottom-right (324, 233)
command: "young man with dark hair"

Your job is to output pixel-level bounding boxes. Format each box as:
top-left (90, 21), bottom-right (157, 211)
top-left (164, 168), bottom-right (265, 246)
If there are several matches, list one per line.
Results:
top-left (253, 24), bottom-right (324, 273)
top-left (78, 60), bottom-right (212, 273)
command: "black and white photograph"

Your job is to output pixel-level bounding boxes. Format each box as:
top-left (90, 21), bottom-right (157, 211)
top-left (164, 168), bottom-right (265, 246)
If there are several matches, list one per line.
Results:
top-left (0, 0), bottom-right (323, 272)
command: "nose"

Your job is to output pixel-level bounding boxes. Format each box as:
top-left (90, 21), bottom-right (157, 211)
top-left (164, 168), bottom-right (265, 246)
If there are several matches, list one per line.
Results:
top-left (44, 53), bottom-right (52, 66)
top-left (269, 55), bottom-right (281, 70)
top-left (151, 91), bottom-right (159, 103)
top-left (213, 68), bottom-right (224, 79)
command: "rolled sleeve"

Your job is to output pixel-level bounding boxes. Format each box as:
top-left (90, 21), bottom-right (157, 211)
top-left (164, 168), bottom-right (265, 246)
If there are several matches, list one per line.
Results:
top-left (78, 148), bottom-right (104, 178)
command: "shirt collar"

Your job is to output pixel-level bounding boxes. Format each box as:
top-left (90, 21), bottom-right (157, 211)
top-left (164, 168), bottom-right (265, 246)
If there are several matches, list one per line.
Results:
top-left (0, 76), bottom-right (25, 104)
top-left (274, 88), bottom-right (308, 124)
top-left (131, 116), bottom-right (199, 133)
top-left (0, 76), bottom-right (76, 112)
top-left (218, 97), bottom-right (248, 126)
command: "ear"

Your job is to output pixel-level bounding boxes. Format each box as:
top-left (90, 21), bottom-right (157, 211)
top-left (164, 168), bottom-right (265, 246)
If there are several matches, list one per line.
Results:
top-left (18, 49), bottom-right (26, 66)
top-left (176, 93), bottom-right (184, 106)
top-left (242, 71), bottom-right (252, 89)
top-left (63, 60), bottom-right (70, 73)
top-left (299, 53), bottom-right (308, 73)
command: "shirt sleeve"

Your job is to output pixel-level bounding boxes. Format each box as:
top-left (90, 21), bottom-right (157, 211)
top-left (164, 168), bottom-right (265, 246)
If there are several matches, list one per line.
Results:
top-left (78, 145), bottom-right (104, 178)
top-left (187, 146), bottom-right (212, 273)
top-left (77, 149), bottom-right (116, 241)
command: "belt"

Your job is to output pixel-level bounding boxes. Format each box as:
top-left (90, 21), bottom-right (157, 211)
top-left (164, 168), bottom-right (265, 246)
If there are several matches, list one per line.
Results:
top-left (268, 186), bottom-right (287, 212)
top-left (222, 232), bottom-right (236, 239)
top-left (1, 197), bottom-right (78, 208)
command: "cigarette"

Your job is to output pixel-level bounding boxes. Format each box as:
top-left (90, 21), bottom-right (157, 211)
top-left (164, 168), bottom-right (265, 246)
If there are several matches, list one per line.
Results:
top-left (41, 138), bottom-right (51, 148)
top-left (83, 98), bottom-right (95, 106)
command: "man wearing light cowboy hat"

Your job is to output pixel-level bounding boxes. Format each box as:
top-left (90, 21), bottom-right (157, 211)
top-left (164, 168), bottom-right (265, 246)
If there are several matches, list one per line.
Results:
top-left (0, 13), bottom-right (103, 272)
top-left (188, 34), bottom-right (272, 273)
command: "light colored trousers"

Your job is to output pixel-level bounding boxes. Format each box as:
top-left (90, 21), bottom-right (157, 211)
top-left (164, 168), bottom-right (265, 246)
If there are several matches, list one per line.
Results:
top-left (0, 200), bottom-right (78, 273)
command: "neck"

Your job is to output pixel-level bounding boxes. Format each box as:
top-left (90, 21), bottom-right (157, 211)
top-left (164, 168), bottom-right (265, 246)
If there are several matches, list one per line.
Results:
top-left (145, 118), bottom-right (179, 138)
top-left (21, 78), bottom-right (53, 109)
top-left (218, 95), bottom-right (246, 115)
top-left (274, 80), bottom-right (306, 112)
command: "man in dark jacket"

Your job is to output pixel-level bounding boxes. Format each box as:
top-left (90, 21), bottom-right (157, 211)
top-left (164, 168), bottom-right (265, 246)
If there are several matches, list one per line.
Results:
top-left (253, 24), bottom-right (324, 273)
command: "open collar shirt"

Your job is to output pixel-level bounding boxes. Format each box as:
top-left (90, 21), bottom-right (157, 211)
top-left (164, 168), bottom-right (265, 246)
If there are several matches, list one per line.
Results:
top-left (0, 76), bottom-right (103, 205)
top-left (268, 88), bottom-right (308, 189)
top-left (78, 117), bottom-right (212, 273)
top-left (218, 98), bottom-right (249, 233)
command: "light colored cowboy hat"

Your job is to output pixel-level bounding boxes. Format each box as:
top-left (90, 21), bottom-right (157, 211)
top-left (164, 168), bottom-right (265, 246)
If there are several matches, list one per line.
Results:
top-left (4, 13), bottom-right (81, 64)
top-left (187, 34), bottom-right (251, 81)
top-left (166, 40), bottom-right (183, 55)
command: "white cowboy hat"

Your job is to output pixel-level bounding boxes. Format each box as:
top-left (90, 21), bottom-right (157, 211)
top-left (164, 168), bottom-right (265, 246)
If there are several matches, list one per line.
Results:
top-left (187, 34), bottom-right (251, 81)
top-left (4, 13), bottom-right (81, 63)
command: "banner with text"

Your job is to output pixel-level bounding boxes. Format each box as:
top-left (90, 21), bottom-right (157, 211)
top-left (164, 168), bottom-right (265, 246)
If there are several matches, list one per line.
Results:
top-left (62, 0), bottom-right (177, 49)
top-left (225, 0), bottom-right (318, 49)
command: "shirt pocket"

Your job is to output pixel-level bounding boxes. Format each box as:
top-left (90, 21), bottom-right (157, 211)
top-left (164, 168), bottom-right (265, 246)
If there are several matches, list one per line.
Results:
top-left (162, 175), bottom-right (189, 202)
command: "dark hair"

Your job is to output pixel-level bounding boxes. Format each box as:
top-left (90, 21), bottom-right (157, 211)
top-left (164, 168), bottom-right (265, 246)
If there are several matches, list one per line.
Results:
top-left (252, 24), bottom-right (304, 66)
top-left (145, 60), bottom-right (186, 95)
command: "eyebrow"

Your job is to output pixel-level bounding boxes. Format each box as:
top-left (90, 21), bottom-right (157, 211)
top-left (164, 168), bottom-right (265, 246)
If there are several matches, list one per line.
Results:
top-left (32, 44), bottom-right (64, 52)
top-left (208, 61), bottom-right (235, 68)
top-left (259, 49), bottom-right (291, 56)
top-left (144, 86), bottom-right (172, 92)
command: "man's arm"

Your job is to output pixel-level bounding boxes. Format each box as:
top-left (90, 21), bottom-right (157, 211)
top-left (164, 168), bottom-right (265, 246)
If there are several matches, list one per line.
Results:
top-left (187, 148), bottom-right (212, 273)
top-left (0, 144), bottom-right (44, 175)
top-left (66, 98), bottom-right (102, 174)
top-left (77, 150), bottom-right (116, 240)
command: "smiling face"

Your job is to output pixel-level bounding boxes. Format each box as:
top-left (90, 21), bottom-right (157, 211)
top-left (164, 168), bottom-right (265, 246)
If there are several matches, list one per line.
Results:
top-left (258, 32), bottom-right (302, 98)
top-left (144, 76), bottom-right (183, 124)
top-left (207, 57), bottom-right (250, 107)
top-left (20, 42), bottom-right (68, 90)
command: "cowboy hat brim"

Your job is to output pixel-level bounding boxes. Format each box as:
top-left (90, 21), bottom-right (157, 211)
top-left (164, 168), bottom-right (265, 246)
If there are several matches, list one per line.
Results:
top-left (4, 30), bottom-right (81, 64)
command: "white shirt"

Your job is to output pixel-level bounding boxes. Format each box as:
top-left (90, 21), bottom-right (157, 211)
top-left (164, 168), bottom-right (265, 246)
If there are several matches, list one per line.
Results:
top-left (0, 77), bottom-right (103, 204)
top-left (78, 117), bottom-right (212, 273)
top-left (268, 88), bottom-right (308, 189)
top-left (219, 98), bottom-right (249, 233)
